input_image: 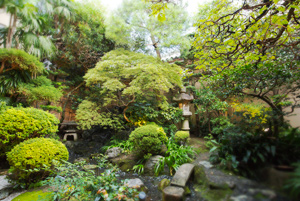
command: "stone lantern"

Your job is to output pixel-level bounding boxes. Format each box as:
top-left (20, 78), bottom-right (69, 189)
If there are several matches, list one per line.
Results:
top-left (173, 87), bottom-right (194, 133)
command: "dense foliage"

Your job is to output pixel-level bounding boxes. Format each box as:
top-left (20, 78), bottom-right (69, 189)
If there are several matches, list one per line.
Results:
top-left (18, 76), bottom-right (63, 105)
top-left (129, 124), bottom-right (168, 155)
top-left (174, 131), bottom-right (190, 144)
top-left (7, 138), bottom-right (69, 188)
top-left (194, 0), bottom-right (300, 70)
top-left (0, 49), bottom-right (44, 95)
top-left (42, 159), bottom-right (139, 201)
top-left (0, 103), bottom-right (59, 157)
top-left (76, 49), bottom-right (182, 130)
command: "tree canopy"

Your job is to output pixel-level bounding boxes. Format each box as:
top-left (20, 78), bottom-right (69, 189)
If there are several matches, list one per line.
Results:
top-left (106, 0), bottom-right (190, 59)
top-left (194, 0), bottom-right (300, 70)
top-left (76, 49), bottom-right (182, 129)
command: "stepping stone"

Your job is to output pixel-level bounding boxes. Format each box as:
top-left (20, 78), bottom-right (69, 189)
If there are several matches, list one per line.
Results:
top-left (199, 161), bottom-right (213, 169)
top-left (0, 175), bottom-right (13, 200)
top-left (171, 163), bottom-right (194, 188)
top-left (163, 186), bottom-right (184, 201)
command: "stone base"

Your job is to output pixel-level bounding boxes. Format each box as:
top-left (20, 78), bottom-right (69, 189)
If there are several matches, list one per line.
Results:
top-left (163, 186), bottom-right (184, 201)
top-left (63, 133), bottom-right (78, 141)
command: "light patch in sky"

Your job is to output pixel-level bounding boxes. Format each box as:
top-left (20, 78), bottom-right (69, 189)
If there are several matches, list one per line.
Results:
top-left (99, 0), bottom-right (210, 15)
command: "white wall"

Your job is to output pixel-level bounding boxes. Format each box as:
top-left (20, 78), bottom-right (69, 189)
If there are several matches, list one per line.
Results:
top-left (0, 8), bottom-right (10, 27)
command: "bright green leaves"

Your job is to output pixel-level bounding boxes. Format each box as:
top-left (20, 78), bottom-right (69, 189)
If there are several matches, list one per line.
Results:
top-left (78, 49), bottom-right (182, 128)
top-left (193, 0), bottom-right (300, 70)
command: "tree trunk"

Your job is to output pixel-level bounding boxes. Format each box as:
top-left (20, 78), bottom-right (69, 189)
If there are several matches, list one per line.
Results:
top-left (150, 35), bottom-right (161, 59)
top-left (0, 61), bottom-right (5, 74)
top-left (6, 13), bottom-right (13, 48)
top-left (7, 12), bottom-right (17, 48)
top-left (60, 82), bottom-right (85, 123)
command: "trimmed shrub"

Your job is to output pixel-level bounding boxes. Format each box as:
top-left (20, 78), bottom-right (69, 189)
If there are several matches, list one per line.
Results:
top-left (174, 131), bottom-right (190, 144)
top-left (7, 138), bottom-right (69, 187)
top-left (129, 124), bottom-right (168, 155)
top-left (0, 106), bottom-right (59, 157)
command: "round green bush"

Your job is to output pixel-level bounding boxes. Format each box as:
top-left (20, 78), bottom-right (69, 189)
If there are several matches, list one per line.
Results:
top-left (0, 106), bottom-right (59, 157)
top-left (174, 131), bottom-right (190, 144)
top-left (7, 138), bottom-right (69, 186)
top-left (129, 124), bottom-right (168, 154)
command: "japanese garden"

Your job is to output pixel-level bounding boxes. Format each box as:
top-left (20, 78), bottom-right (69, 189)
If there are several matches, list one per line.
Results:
top-left (0, 0), bottom-right (299, 200)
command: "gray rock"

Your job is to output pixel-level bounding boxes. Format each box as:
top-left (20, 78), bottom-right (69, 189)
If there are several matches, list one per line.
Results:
top-left (125, 178), bottom-right (147, 192)
top-left (171, 163), bottom-right (195, 188)
top-left (105, 147), bottom-right (123, 159)
top-left (0, 175), bottom-right (13, 200)
top-left (74, 157), bottom-right (89, 164)
top-left (199, 161), bottom-right (213, 169)
top-left (163, 186), bottom-right (184, 201)
top-left (125, 178), bottom-right (144, 188)
top-left (248, 188), bottom-right (276, 200)
top-left (144, 155), bottom-right (164, 175)
top-left (83, 165), bottom-right (98, 171)
top-left (230, 195), bottom-right (253, 201)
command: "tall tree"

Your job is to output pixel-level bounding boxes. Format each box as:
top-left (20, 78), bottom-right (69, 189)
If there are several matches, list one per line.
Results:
top-left (192, 0), bottom-right (300, 136)
top-left (106, 0), bottom-right (190, 59)
top-left (76, 49), bottom-right (182, 130)
top-left (193, 0), bottom-right (300, 70)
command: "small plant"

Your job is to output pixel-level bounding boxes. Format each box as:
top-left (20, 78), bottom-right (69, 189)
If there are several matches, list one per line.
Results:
top-left (42, 160), bottom-right (139, 201)
top-left (6, 138), bottom-right (69, 188)
top-left (155, 137), bottom-right (195, 176)
top-left (285, 163), bottom-right (300, 199)
top-left (133, 164), bottom-right (144, 175)
top-left (174, 131), bottom-right (190, 144)
top-left (102, 139), bottom-right (134, 153)
top-left (204, 134), bottom-right (219, 150)
top-left (129, 124), bottom-right (168, 155)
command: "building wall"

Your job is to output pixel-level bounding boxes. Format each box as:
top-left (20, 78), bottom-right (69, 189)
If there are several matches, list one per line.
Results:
top-left (0, 8), bottom-right (10, 27)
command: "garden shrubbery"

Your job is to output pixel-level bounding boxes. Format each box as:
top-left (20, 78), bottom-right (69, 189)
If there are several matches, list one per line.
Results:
top-left (7, 138), bottom-right (69, 188)
top-left (129, 124), bottom-right (168, 155)
top-left (174, 131), bottom-right (190, 144)
top-left (0, 103), bottom-right (59, 157)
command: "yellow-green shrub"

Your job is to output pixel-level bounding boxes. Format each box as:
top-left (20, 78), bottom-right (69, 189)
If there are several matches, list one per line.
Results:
top-left (7, 138), bottom-right (69, 187)
top-left (174, 131), bottom-right (190, 144)
top-left (0, 106), bottom-right (59, 157)
top-left (129, 124), bottom-right (168, 154)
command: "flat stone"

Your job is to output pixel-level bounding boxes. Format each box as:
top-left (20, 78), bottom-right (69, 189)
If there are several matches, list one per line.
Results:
top-left (163, 186), bottom-right (184, 201)
top-left (0, 175), bottom-right (13, 200)
top-left (171, 163), bottom-right (195, 187)
top-left (83, 165), bottom-right (98, 171)
top-left (248, 188), bottom-right (276, 199)
top-left (230, 195), bottom-right (253, 201)
top-left (199, 161), bottom-right (213, 169)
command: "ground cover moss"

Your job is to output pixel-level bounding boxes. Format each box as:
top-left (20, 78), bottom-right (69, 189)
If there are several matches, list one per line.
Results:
top-left (12, 190), bottom-right (53, 201)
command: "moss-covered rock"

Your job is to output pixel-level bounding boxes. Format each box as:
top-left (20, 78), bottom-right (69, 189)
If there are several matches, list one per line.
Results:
top-left (194, 165), bottom-right (208, 186)
top-left (194, 184), bottom-right (232, 201)
top-left (12, 190), bottom-right (53, 201)
top-left (158, 178), bottom-right (170, 191)
top-left (111, 153), bottom-right (138, 172)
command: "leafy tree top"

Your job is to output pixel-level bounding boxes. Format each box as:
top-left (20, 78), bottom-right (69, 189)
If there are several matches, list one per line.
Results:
top-left (0, 48), bottom-right (44, 74)
top-left (106, 0), bottom-right (190, 59)
top-left (193, 0), bottom-right (300, 70)
top-left (84, 49), bottom-right (182, 109)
